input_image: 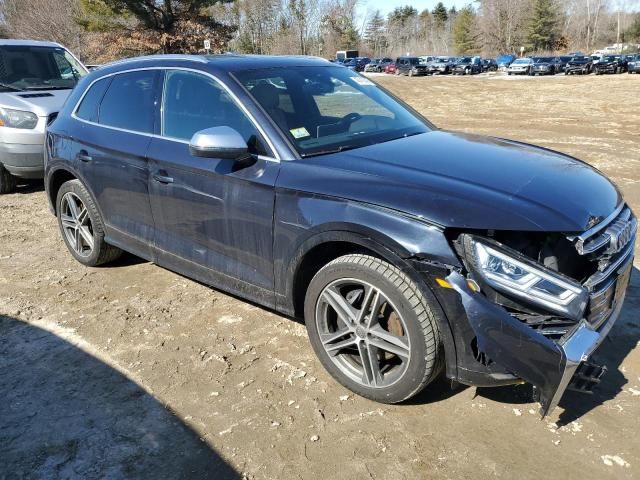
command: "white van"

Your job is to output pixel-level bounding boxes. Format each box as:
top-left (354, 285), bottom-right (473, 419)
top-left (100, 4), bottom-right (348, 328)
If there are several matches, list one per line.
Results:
top-left (0, 40), bottom-right (88, 193)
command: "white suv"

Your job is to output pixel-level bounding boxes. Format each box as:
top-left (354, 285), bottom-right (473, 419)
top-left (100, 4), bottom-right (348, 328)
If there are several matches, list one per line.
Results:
top-left (0, 39), bottom-right (87, 193)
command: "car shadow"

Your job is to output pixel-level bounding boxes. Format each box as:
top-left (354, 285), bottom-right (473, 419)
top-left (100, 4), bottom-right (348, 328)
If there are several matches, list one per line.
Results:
top-left (12, 179), bottom-right (44, 194)
top-left (0, 314), bottom-right (239, 479)
top-left (474, 266), bottom-right (640, 424)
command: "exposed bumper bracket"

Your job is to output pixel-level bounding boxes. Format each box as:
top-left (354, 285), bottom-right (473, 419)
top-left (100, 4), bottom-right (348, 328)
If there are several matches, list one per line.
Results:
top-left (446, 271), bottom-right (623, 417)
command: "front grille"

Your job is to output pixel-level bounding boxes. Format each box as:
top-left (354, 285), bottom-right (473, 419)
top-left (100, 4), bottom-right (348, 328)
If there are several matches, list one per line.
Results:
top-left (573, 204), bottom-right (636, 329)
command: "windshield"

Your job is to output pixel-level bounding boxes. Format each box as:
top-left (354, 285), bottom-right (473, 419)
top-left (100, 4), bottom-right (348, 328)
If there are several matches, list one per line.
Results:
top-left (534, 57), bottom-right (552, 63)
top-left (513, 59), bottom-right (530, 64)
top-left (0, 45), bottom-right (87, 91)
top-left (236, 66), bottom-right (430, 157)
top-left (604, 56), bottom-right (617, 61)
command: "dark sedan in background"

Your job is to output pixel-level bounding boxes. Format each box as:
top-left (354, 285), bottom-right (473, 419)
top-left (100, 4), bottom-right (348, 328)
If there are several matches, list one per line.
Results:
top-left (45, 54), bottom-right (635, 418)
top-left (452, 57), bottom-right (482, 75)
top-left (531, 56), bottom-right (563, 75)
top-left (395, 56), bottom-right (429, 76)
top-left (594, 55), bottom-right (626, 74)
top-left (565, 56), bottom-right (593, 75)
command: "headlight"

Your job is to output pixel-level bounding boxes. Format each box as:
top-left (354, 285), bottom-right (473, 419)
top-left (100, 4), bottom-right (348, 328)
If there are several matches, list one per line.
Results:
top-left (0, 107), bottom-right (38, 129)
top-left (469, 238), bottom-right (588, 320)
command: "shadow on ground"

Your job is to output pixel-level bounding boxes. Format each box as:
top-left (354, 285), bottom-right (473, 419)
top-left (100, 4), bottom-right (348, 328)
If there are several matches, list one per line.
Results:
top-left (0, 315), bottom-right (239, 480)
top-left (473, 266), bottom-right (640, 424)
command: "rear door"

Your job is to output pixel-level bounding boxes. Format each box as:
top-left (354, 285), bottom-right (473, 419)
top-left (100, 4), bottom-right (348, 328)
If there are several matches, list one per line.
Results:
top-left (73, 69), bottom-right (160, 259)
top-left (146, 69), bottom-right (280, 303)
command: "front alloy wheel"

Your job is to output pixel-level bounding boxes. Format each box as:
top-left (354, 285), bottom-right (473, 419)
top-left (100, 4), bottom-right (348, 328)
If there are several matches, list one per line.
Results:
top-left (315, 278), bottom-right (411, 388)
top-left (305, 254), bottom-right (442, 403)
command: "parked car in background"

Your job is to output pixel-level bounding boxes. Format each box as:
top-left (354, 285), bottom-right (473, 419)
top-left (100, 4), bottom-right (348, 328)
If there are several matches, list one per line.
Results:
top-left (565, 56), bottom-right (593, 75)
top-left (364, 58), bottom-right (393, 73)
top-left (594, 55), bottom-right (626, 74)
top-left (0, 39), bottom-right (88, 194)
top-left (507, 57), bottom-right (534, 75)
top-left (452, 57), bottom-right (482, 75)
top-left (45, 54), bottom-right (635, 418)
top-left (419, 55), bottom-right (435, 65)
top-left (344, 57), bottom-right (371, 72)
top-left (627, 54), bottom-right (640, 73)
top-left (396, 56), bottom-right (429, 76)
top-left (385, 61), bottom-right (397, 74)
top-left (590, 53), bottom-right (605, 66)
top-left (482, 58), bottom-right (498, 72)
top-left (557, 56), bottom-right (573, 73)
top-left (428, 57), bottom-right (455, 75)
top-left (531, 56), bottom-right (563, 75)
top-left (496, 54), bottom-right (516, 70)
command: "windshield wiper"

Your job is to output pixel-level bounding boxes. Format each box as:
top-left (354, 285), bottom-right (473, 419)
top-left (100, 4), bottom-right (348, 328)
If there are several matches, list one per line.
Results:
top-left (24, 86), bottom-right (72, 91)
top-left (300, 145), bottom-right (358, 158)
top-left (0, 82), bottom-right (23, 92)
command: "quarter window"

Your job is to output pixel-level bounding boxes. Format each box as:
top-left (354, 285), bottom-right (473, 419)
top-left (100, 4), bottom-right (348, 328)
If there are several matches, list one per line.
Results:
top-left (98, 71), bottom-right (157, 134)
top-left (76, 77), bottom-right (110, 122)
top-left (161, 70), bottom-right (268, 156)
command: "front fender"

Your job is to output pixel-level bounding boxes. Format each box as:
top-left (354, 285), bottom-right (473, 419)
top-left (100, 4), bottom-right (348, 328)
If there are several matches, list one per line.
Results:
top-left (274, 189), bottom-right (462, 377)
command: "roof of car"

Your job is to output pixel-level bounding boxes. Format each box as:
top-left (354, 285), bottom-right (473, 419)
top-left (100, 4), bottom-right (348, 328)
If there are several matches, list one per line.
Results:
top-left (0, 39), bottom-right (63, 48)
top-left (103, 54), bottom-right (332, 73)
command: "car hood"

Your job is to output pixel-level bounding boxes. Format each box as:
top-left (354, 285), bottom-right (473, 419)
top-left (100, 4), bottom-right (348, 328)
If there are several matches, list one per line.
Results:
top-left (281, 130), bottom-right (621, 232)
top-left (0, 89), bottom-right (73, 116)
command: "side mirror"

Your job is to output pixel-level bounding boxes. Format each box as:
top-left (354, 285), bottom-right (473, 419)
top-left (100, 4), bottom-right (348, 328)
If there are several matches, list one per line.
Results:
top-left (189, 126), bottom-right (249, 160)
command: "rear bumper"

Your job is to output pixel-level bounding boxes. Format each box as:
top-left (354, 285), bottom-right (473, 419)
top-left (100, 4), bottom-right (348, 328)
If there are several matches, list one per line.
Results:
top-left (0, 142), bottom-right (44, 179)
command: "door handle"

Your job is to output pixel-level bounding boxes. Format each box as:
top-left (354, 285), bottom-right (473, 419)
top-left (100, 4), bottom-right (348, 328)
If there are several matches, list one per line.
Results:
top-left (77, 151), bottom-right (92, 163)
top-left (152, 173), bottom-right (174, 184)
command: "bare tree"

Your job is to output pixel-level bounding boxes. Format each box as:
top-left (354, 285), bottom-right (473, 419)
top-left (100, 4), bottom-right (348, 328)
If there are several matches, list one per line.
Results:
top-left (1, 0), bottom-right (85, 57)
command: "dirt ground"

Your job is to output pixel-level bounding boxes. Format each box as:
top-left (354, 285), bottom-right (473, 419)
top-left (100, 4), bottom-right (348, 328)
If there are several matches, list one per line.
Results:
top-left (1, 72), bottom-right (639, 480)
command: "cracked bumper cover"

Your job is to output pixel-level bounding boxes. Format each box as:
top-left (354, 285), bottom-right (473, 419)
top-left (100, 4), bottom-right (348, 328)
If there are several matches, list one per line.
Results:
top-left (446, 271), bottom-right (624, 417)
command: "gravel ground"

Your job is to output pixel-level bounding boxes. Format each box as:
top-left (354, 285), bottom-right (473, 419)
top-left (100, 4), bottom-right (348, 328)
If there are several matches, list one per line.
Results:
top-left (1, 72), bottom-right (639, 480)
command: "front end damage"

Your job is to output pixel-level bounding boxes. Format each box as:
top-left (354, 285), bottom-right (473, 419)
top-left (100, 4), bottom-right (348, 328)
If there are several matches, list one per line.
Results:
top-left (436, 205), bottom-right (636, 417)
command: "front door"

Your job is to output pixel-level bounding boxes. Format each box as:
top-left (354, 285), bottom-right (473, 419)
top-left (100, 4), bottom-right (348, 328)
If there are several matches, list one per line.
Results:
top-left (147, 69), bottom-right (280, 305)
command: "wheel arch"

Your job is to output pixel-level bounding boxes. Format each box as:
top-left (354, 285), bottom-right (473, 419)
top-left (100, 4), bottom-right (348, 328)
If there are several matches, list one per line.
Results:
top-left (280, 228), bottom-right (458, 377)
top-left (47, 167), bottom-right (78, 214)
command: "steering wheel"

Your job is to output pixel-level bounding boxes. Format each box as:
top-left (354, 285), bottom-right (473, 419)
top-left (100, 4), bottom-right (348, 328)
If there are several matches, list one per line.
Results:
top-left (340, 112), bottom-right (362, 126)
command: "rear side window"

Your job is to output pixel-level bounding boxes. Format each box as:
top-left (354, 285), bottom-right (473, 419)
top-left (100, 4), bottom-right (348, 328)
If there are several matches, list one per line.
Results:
top-left (76, 77), bottom-right (110, 122)
top-left (98, 71), bottom-right (157, 134)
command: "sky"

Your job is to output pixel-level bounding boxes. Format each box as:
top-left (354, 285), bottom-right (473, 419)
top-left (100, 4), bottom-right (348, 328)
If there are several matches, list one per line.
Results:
top-left (358, 0), bottom-right (472, 17)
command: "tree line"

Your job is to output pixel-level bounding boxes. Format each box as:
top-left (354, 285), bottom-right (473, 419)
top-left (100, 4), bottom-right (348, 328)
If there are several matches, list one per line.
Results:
top-left (1, 0), bottom-right (639, 63)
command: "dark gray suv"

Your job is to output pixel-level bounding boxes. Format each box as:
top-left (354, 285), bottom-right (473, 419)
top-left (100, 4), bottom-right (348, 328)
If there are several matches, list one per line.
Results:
top-left (45, 55), bottom-right (635, 416)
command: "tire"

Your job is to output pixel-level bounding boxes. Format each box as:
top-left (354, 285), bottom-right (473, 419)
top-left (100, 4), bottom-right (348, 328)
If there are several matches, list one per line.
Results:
top-left (56, 179), bottom-right (122, 267)
top-left (304, 254), bottom-right (442, 404)
top-left (409, 69), bottom-right (414, 77)
top-left (0, 164), bottom-right (17, 194)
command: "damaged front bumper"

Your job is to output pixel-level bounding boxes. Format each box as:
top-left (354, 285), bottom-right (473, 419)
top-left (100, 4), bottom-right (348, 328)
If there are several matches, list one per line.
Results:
top-left (446, 268), bottom-right (628, 417)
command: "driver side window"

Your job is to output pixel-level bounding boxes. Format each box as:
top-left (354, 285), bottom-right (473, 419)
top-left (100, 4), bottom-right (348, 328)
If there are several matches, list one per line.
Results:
top-left (161, 70), bottom-right (268, 156)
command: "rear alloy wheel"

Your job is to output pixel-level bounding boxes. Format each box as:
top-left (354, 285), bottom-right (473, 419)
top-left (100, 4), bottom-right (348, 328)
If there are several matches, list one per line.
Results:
top-left (305, 254), bottom-right (442, 403)
top-left (0, 165), bottom-right (17, 194)
top-left (56, 179), bottom-right (122, 267)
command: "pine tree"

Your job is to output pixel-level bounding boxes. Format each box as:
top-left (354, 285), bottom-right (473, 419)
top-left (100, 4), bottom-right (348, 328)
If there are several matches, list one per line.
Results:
top-left (526, 0), bottom-right (559, 52)
top-left (432, 2), bottom-right (448, 27)
top-left (453, 6), bottom-right (476, 54)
